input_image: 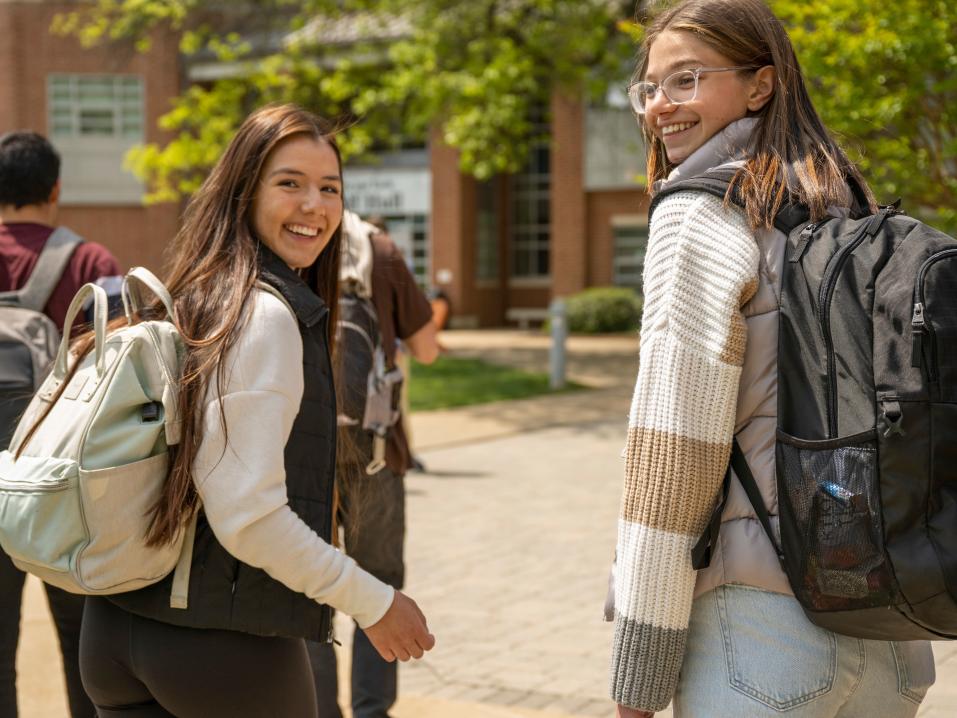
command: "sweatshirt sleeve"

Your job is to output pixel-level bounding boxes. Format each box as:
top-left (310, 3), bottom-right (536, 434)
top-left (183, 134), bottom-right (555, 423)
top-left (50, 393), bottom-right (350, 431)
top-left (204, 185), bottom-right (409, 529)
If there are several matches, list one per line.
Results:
top-left (192, 290), bottom-right (394, 629)
top-left (610, 192), bottom-right (760, 711)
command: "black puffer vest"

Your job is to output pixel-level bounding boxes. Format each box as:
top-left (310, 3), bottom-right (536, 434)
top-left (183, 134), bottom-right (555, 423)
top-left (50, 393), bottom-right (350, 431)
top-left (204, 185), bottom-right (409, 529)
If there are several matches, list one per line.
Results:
top-left (111, 249), bottom-right (337, 642)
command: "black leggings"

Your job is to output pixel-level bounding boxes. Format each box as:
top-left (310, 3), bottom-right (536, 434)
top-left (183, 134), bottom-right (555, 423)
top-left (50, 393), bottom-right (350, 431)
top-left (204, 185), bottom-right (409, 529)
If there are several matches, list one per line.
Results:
top-left (79, 598), bottom-right (318, 717)
top-left (0, 549), bottom-right (94, 717)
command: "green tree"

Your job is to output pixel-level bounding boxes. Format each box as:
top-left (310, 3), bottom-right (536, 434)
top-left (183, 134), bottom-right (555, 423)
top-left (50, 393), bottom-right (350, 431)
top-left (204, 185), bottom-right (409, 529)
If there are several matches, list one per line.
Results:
top-left (55, 0), bottom-right (638, 202)
top-left (770, 0), bottom-right (957, 231)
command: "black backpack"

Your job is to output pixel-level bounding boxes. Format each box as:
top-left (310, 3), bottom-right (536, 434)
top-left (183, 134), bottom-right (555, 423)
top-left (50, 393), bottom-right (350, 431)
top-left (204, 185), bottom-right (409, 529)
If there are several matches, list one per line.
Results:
top-left (654, 168), bottom-right (957, 640)
top-left (0, 228), bottom-right (81, 450)
top-left (335, 288), bottom-right (403, 475)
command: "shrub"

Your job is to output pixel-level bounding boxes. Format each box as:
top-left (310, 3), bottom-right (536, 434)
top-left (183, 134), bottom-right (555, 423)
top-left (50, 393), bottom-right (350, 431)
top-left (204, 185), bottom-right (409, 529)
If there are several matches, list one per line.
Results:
top-left (558, 286), bottom-right (642, 334)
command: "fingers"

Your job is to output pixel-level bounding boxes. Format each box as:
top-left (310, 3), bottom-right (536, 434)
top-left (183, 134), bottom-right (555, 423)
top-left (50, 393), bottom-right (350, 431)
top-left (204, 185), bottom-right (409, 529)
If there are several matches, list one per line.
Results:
top-left (361, 591), bottom-right (435, 662)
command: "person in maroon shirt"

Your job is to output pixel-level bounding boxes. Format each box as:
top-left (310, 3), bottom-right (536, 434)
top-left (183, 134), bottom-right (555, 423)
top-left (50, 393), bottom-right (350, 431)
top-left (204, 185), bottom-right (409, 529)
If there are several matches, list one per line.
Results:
top-left (0, 130), bottom-right (121, 718)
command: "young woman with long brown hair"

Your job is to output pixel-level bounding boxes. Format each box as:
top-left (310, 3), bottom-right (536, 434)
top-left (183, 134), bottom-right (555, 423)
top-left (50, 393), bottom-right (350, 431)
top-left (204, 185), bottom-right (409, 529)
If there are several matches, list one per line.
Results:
top-left (77, 103), bottom-right (434, 717)
top-left (610, 1), bottom-right (933, 716)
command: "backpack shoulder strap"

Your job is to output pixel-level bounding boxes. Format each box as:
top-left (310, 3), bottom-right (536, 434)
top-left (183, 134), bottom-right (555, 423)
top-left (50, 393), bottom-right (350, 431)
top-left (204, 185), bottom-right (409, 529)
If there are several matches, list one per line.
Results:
top-left (728, 439), bottom-right (785, 568)
top-left (648, 167), bottom-right (810, 236)
top-left (692, 439), bottom-right (786, 571)
top-left (254, 280), bottom-right (296, 318)
top-left (16, 226), bottom-right (84, 312)
top-left (648, 167), bottom-right (739, 222)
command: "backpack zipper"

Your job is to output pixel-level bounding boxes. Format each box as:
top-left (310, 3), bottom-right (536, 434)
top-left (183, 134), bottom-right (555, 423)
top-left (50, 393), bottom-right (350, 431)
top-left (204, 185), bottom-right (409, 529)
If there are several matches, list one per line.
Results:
top-left (911, 248), bottom-right (957, 383)
top-left (817, 221), bottom-right (873, 436)
top-left (0, 476), bottom-right (71, 492)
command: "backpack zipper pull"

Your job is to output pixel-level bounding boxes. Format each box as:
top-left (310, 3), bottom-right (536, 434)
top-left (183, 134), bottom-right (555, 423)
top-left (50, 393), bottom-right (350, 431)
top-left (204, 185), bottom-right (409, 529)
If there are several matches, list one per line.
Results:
top-left (879, 397), bottom-right (904, 438)
top-left (911, 302), bottom-right (925, 369)
top-left (789, 223), bottom-right (816, 263)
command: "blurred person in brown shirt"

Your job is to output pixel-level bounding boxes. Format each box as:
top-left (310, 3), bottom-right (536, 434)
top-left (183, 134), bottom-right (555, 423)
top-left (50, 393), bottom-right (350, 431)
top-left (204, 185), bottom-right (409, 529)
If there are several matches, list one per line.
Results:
top-left (310, 212), bottom-right (438, 718)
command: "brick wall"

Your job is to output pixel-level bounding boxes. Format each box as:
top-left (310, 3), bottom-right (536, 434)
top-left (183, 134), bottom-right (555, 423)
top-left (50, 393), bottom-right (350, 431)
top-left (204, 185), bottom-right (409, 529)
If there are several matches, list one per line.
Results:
top-left (0, 1), bottom-right (182, 274)
top-left (586, 189), bottom-right (648, 287)
top-left (430, 127), bottom-right (481, 326)
top-left (549, 88), bottom-right (587, 298)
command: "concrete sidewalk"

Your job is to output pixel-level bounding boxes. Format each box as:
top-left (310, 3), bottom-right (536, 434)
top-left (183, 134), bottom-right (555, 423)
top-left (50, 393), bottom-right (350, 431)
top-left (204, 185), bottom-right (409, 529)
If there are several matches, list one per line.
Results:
top-left (14, 329), bottom-right (957, 717)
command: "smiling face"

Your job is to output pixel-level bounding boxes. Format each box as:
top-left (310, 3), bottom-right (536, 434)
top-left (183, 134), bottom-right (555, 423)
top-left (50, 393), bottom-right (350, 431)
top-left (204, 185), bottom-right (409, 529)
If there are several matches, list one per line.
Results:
top-left (644, 30), bottom-right (756, 165)
top-left (251, 135), bottom-right (343, 270)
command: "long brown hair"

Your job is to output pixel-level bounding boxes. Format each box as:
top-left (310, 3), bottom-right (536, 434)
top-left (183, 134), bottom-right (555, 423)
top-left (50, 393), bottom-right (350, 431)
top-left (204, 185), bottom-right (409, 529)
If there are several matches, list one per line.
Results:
top-left (145, 103), bottom-right (345, 546)
top-left (637, 0), bottom-right (876, 227)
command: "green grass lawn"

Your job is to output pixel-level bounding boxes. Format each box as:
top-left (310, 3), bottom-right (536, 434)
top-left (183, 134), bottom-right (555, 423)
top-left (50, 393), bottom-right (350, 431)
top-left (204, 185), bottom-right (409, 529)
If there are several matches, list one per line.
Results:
top-left (408, 355), bottom-right (586, 412)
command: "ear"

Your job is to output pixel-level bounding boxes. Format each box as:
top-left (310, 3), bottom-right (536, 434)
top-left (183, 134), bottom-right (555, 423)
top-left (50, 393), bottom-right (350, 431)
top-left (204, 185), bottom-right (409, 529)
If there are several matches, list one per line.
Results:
top-left (48, 181), bottom-right (61, 205)
top-left (747, 66), bottom-right (776, 112)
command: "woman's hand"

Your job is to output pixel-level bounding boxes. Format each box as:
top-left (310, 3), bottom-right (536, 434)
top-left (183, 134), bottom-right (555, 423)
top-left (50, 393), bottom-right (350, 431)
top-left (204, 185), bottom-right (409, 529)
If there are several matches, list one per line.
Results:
top-left (616, 704), bottom-right (654, 718)
top-left (362, 590), bottom-right (435, 661)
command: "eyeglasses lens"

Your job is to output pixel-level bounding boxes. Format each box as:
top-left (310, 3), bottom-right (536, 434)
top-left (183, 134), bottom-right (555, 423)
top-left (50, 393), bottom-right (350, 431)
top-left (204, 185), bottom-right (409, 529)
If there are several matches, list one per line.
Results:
top-left (630, 70), bottom-right (698, 114)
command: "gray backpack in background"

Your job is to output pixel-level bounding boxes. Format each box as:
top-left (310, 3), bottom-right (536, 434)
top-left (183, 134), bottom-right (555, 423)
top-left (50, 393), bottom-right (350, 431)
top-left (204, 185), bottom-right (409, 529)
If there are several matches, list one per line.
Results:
top-left (0, 227), bottom-right (82, 450)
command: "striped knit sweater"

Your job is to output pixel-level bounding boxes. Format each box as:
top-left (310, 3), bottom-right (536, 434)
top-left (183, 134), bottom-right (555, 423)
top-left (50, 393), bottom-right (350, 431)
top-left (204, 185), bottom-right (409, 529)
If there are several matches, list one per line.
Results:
top-left (610, 190), bottom-right (760, 711)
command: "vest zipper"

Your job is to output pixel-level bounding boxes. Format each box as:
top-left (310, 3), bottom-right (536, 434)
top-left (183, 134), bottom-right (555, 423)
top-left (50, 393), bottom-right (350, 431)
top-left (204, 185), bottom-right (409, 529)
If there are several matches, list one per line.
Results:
top-left (817, 222), bottom-right (872, 437)
top-left (912, 248), bottom-right (957, 384)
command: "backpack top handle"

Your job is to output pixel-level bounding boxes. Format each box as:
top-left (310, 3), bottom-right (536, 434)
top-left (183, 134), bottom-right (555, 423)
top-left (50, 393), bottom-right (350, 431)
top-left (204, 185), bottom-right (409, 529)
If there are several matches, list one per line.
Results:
top-left (52, 282), bottom-right (108, 381)
top-left (121, 267), bottom-right (177, 324)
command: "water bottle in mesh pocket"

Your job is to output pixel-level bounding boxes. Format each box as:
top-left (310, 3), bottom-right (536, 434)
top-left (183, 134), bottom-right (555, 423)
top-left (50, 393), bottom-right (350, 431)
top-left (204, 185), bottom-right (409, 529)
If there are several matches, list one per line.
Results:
top-left (777, 432), bottom-right (898, 611)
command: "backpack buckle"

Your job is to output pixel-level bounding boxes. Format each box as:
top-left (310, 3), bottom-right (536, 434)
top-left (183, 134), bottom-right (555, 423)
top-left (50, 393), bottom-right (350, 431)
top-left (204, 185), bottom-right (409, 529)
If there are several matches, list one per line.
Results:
top-left (879, 397), bottom-right (904, 438)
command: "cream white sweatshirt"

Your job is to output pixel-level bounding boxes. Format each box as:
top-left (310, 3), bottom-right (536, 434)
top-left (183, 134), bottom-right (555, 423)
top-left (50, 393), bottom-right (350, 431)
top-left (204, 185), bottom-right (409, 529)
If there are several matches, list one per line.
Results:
top-left (191, 288), bottom-right (395, 629)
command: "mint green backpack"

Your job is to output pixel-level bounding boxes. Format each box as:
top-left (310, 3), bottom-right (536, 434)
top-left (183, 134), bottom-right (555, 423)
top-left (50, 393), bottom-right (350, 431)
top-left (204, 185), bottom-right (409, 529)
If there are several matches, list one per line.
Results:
top-left (0, 267), bottom-right (196, 608)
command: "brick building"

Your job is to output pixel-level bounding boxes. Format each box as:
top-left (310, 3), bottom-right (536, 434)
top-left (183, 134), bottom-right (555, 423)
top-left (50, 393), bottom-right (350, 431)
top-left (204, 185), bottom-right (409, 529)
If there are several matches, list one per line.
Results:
top-left (0, 0), bottom-right (181, 273)
top-left (1, 3), bottom-right (649, 324)
top-left (429, 90), bottom-right (648, 327)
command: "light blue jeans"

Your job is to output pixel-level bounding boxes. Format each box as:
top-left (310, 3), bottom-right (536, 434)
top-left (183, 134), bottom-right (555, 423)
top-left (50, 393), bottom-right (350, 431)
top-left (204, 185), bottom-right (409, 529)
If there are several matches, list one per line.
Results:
top-left (673, 585), bottom-right (935, 717)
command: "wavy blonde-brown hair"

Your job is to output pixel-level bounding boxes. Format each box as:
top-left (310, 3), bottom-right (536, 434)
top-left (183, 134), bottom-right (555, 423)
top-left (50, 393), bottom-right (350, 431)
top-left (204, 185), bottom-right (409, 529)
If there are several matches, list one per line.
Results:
top-left (637, 0), bottom-right (876, 227)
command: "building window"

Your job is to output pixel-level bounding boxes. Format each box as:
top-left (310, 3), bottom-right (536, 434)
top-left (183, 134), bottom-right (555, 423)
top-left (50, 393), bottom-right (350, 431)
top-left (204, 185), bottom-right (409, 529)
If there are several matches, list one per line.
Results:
top-left (584, 106), bottom-right (646, 190)
top-left (510, 123), bottom-right (550, 280)
top-left (49, 75), bottom-right (144, 139)
top-left (47, 74), bottom-right (145, 205)
top-left (475, 178), bottom-right (500, 282)
top-left (379, 213), bottom-right (430, 289)
top-left (612, 218), bottom-right (648, 292)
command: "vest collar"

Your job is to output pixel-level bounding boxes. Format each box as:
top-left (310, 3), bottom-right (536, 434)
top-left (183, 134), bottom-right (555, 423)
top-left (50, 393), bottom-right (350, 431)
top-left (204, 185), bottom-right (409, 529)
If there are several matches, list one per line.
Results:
top-left (257, 244), bottom-right (329, 328)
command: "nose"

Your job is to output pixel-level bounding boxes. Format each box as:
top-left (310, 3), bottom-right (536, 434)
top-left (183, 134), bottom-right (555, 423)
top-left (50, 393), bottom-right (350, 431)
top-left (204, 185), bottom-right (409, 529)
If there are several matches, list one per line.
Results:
top-left (300, 185), bottom-right (321, 213)
top-left (644, 89), bottom-right (675, 118)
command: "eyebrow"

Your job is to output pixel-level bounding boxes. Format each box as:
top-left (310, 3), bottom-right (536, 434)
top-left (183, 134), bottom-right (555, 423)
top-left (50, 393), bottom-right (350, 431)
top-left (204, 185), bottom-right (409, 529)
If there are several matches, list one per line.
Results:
top-left (646, 56), bottom-right (702, 81)
top-left (267, 168), bottom-right (342, 182)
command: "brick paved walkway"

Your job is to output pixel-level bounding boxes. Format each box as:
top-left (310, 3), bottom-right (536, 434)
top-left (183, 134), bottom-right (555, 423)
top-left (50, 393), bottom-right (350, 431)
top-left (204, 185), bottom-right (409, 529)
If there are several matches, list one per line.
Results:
top-left (14, 330), bottom-right (957, 716)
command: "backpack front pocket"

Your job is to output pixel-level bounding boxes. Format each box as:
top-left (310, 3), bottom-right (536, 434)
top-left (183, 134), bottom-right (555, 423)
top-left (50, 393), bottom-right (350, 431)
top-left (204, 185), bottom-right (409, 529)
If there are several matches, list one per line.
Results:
top-left (776, 429), bottom-right (899, 611)
top-left (0, 452), bottom-right (83, 577)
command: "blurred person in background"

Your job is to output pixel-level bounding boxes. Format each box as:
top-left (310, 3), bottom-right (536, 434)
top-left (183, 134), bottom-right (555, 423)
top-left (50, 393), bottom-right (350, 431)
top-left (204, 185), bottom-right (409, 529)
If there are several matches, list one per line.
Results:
top-left (311, 210), bottom-right (438, 718)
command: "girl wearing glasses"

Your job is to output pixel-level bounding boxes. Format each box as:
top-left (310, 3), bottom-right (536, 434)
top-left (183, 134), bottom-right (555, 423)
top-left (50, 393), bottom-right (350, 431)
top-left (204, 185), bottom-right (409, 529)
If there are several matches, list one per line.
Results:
top-left (610, 1), bottom-right (934, 716)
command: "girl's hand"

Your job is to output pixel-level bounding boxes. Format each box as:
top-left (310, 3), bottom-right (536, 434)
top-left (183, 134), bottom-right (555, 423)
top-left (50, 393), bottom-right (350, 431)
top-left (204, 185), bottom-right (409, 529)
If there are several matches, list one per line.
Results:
top-left (362, 590), bottom-right (435, 661)
top-left (616, 704), bottom-right (654, 718)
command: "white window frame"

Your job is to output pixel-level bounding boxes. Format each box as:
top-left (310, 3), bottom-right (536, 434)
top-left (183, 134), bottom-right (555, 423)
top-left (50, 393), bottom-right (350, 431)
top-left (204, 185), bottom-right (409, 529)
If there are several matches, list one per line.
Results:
top-left (378, 213), bottom-right (431, 290)
top-left (611, 215), bottom-right (649, 292)
top-left (47, 74), bottom-right (145, 206)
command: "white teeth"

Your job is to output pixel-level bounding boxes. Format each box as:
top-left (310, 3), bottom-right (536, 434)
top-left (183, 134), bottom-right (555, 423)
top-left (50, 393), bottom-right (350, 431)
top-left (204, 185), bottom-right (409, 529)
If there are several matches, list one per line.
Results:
top-left (662, 122), bottom-right (697, 136)
top-left (285, 224), bottom-right (318, 237)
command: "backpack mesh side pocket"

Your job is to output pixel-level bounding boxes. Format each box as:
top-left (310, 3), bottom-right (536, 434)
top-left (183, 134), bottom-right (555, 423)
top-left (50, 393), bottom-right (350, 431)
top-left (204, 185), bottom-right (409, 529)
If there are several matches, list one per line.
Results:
top-left (777, 429), bottom-right (899, 611)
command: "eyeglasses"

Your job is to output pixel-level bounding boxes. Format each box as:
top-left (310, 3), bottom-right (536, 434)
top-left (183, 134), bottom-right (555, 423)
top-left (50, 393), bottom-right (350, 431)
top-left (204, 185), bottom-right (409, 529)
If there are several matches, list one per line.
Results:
top-left (627, 66), bottom-right (760, 115)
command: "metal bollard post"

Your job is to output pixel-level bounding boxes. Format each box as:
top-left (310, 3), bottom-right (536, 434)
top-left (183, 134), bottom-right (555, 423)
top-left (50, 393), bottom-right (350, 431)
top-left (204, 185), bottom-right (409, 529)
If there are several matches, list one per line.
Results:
top-left (549, 298), bottom-right (567, 390)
